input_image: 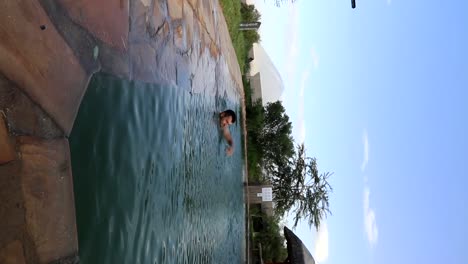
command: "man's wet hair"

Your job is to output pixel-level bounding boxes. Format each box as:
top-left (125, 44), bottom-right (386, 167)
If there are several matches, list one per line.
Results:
top-left (222, 109), bottom-right (237, 123)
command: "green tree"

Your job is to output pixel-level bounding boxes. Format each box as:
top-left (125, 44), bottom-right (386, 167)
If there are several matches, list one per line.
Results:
top-left (272, 0), bottom-right (297, 6)
top-left (241, 3), bottom-right (261, 22)
top-left (253, 212), bottom-right (288, 262)
top-left (260, 101), bottom-right (295, 172)
top-left (246, 99), bottom-right (266, 181)
top-left (240, 3), bottom-right (261, 50)
top-left (272, 144), bottom-right (333, 230)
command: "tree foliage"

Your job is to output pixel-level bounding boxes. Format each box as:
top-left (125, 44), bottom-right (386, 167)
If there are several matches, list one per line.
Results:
top-left (240, 3), bottom-right (261, 50)
top-left (260, 101), bottom-right (295, 172)
top-left (241, 3), bottom-right (261, 22)
top-left (245, 100), bottom-right (295, 182)
top-left (252, 211), bottom-right (288, 262)
top-left (246, 99), bottom-right (265, 181)
top-left (272, 0), bottom-right (297, 7)
top-left (272, 144), bottom-right (333, 230)
top-left (245, 100), bottom-right (333, 229)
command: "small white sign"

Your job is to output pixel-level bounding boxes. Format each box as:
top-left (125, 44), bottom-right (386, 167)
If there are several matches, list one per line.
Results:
top-left (261, 188), bottom-right (273, 202)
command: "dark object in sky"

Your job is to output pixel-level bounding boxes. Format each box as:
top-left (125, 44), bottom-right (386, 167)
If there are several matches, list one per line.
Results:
top-left (284, 226), bottom-right (316, 264)
top-left (351, 0), bottom-right (356, 8)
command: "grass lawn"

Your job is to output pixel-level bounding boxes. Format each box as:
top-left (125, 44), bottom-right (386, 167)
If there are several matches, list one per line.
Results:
top-left (219, 0), bottom-right (247, 74)
top-left (219, 0), bottom-right (263, 183)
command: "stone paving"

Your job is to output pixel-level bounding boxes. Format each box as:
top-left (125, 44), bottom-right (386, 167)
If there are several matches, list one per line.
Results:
top-left (0, 0), bottom-right (244, 263)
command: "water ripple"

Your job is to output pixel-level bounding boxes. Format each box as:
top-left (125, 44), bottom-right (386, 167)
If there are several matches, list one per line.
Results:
top-left (70, 73), bottom-right (245, 263)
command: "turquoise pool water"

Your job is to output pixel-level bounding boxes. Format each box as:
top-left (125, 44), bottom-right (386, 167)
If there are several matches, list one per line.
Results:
top-left (70, 73), bottom-right (245, 264)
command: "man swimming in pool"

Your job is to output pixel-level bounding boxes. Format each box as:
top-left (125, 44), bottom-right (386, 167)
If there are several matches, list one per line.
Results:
top-left (219, 109), bottom-right (237, 156)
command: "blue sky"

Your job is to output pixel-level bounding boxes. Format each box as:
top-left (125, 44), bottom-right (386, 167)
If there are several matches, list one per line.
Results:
top-left (249, 0), bottom-right (468, 263)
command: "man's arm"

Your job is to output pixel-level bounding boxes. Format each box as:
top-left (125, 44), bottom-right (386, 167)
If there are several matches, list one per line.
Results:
top-left (222, 126), bottom-right (234, 156)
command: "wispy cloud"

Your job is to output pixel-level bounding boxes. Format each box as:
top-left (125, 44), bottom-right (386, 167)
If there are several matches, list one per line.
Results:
top-left (299, 69), bottom-right (310, 97)
top-left (313, 221), bottom-right (329, 263)
top-left (361, 130), bottom-right (377, 246)
top-left (295, 69), bottom-right (310, 143)
top-left (294, 48), bottom-right (319, 143)
top-left (297, 119), bottom-right (306, 143)
top-left (282, 7), bottom-right (321, 145)
top-left (361, 130), bottom-right (369, 171)
top-left (363, 187), bottom-right (379, 247)
top-left (287, 6), bottom-right (299, 58)
top-left (284, 5), bottom-right (300, 83)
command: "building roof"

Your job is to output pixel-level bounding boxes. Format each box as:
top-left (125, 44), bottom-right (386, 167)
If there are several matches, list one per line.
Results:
top-left (284, 227), bottom-right (316, 264)
top-left (248, 43), bottom-right (285, 105)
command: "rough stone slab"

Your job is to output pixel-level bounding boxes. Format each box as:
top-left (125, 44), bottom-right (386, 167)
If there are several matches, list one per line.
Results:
top-left (209, 41), bottom-right (219, 59)
top-left (203, 31), bottom-right (213, 54)
top-left (39, 0), bottom-right (102, 76)
top-left (129, 0), bottom-right (152, 43)
top-left (187, 0), bottom-right (199, 10)
top-left (130, 43), bottom-right (158, 83)
top-left (149, 0), bottom-right (171, 45)
top-left (183, 3), bottom-right (195, 49)
top-left (168, 0), bottom-right (184, 20)
top-left (0, 75), bottom-right (63, 139)
top-left (199, 0), bottom-right (215, 40)
top-left (58, 0), bottom-right (129, 51)
top-left (163, 21), bottom-right (171, 37)
top-left (140, 0), bottom-right (151, 6)
top-left (0, 114), bottom-right (15, 164)
top-left (173, 20), bottom-right (187, 51)
top-left (0, 0), bottom-right (89, 135)
top-left (155, 43), bottom-right (177, 83)
top-left (0, 161), bottom-right (24, 248)
top-left (197, 10), bottom-right (206, 33)
top-left (99, 45), bottom-right (131, 80)
top-left (0, 240), bottom-right (26, 264)
top-left (18, 137), bottom-right (78, 264)
top-left (150, 1), bottom-right (166, 37)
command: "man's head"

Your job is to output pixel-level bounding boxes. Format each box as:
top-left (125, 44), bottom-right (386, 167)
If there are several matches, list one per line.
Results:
top-left (220, 109), bottom-right (237, 127)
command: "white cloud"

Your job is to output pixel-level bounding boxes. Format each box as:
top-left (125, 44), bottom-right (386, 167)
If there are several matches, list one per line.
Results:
top-left (295, 69), bottom-right (310, 143)
top-left (287, 6), bottom-right (299, 58)
top-left (284, 5), bottom-right (300, 83)
top-left (311, 48), bottom-right (320, 69)
top-left (363, 187), bottom-right (379, 247)
top-left (299, 69), bottom-right (310, 97)
top-left (361, 130), bottom-right (369, 171)
top-left (297, 119), bottom-right (306, 143)
top-left (387, 0), bottom-right (392, 5)
top-left (313, 222), bottom-right (329, 263)
top-left (295, 51), bottom-right (318, 144)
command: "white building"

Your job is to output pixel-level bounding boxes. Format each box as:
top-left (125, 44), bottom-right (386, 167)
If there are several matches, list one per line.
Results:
top-left (247, 43), bottom-right (285, 105)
